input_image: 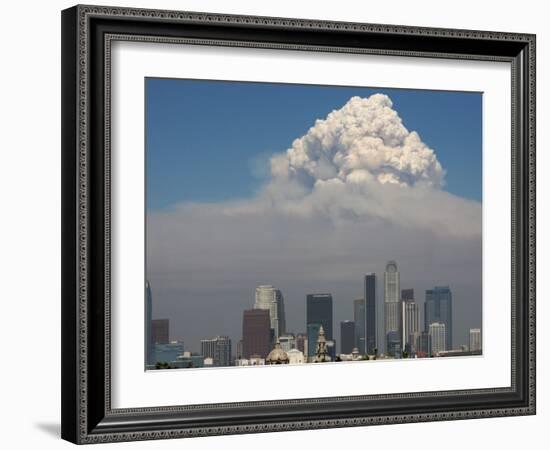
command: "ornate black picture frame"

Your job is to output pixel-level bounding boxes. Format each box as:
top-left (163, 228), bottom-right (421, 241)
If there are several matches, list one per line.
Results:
top-left (61, 4), bottom-right (536, 444)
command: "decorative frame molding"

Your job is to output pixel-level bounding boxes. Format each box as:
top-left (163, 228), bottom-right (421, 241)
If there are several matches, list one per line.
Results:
top-left (61, 4), bottom-right (536, 444)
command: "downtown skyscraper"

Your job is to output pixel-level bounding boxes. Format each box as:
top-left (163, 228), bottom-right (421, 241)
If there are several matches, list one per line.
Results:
top-left (201, 336), bottom-right (232, 367)
top-left (340, 320), bottom-right (355, 354)
top-left (416, 331), bottom-right (432, 356)
top-left (364, 273), bottom-right (377, 354)
top-left (254, 285), bottom-right (286, 341)
top-left (242, 309), bottom-right (271, 359)
top-left (384, 261), bottom-right (401, 352)
top-left (425, 286), bottom-right (453, 350)
top-left (145, 280), bottom-right (153, 367)
top-left (306, 293), bottom-right (334, 343)
top-left (353, 298), bottom-right (365, 352)
top-left (401, 299), bottom-right (419, 353)
top-left (151, 319), bottom-right (170, 344)
top-left (429, 322), bottom-right (447, 355)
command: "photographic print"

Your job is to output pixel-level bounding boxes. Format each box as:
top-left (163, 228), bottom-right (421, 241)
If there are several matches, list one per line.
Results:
top-left (61, 7), bottom-right (536, 442)
top-left (144, 78), bottom-right (483, 370)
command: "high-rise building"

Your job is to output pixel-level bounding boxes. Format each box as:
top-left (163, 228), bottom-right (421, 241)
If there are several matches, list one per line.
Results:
top-left (386, 331), bottom-right (401, 357)
top-left (306, 293), bottom-right (333, 341)
top-left (340, 320), bottom-right (355, 354)
top-left (402, 300), bottom-right (419, 352)
top-left (201, 338), bottom-right (216, 361)
top-left (429, 322), bottom-right (447, 356)
top-left (236, 340), bottom-right (244, 359)
top-left (145, 281), bottom-right (153, 367)
top-left (151, 319), bottom-right (169, 344)
top-left (242, 309), bottom-right (271, 359)
top-left (295, 333), bottom-right (306, 354)
top-left (401, 288), bottom-right (414, 301)
top-left (364, 273), bottom-right (377, 354)
top-left (307, 323), bottom-right (322, 360)
top-left (384, 261), bottom-right (400, 303)
top-left (254, 285), bottom-right (286, 340)
top-left (353, 298), bottom-right (366, 353)
top-left (424, 286), bottom-right (453, 350)
top-left (201, 336), bottom-right (232, 367)
top-left (415, 331), bottom-right (432, 356)
top-left (384, 261), bottom-right (401, 352)
top-left (469, 328), bottom-right (482, 352)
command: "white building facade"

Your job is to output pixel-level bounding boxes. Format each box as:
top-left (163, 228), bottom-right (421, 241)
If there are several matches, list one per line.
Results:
top-left (429, 322), bottom-right (447, 356)
top-left (384, 261), bottom-right (401, 350)
top-left (287, 348), bottom-right (305, 364)
top-left (469, 328), bottom-right (482, 352)
top-left (254, 285), bottom-right (286, 340)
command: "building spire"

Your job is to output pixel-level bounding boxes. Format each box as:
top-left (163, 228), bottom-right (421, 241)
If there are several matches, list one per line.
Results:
top-left (314, 326), bottom-right (330, 363)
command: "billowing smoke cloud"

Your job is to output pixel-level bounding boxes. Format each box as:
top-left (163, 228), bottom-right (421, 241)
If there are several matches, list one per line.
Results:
top-left (210, 94), bottom-right (479, 238)
top-left (271, 94), bottom-right (445, 188)
top-left (147, 94), bottom-right (482, 352)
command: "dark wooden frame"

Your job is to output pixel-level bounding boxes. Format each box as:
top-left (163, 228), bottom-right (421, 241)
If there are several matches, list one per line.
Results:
top-left (61, 4), bottom-right (536, 444)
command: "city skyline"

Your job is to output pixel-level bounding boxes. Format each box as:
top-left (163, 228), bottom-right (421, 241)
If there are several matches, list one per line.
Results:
top-left (146, 259), bottom-right (482, 368)
top-left (146, 80), bottom-right (482, 363)
top-left (146, 272), bottom-right (481, 358)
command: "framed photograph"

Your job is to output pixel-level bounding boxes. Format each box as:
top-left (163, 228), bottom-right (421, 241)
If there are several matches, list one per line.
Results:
top-left (61, 4), bottom-right (536, 444)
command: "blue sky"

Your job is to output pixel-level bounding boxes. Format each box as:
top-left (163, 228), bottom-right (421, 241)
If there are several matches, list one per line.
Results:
top-left (146, 78), bottom-right (482, 210)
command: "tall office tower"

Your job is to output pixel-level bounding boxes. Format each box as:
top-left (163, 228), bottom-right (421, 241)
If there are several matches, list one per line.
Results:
top-left (353, 298), bottom-right (366, 353)
top-left (386, 331), bottom-right (401, 357)
top-left (214, 336), bottom-right (232, 367)
top-left (384, 261), bottom-right (400, 303)
top-left (236, 339), bottom-right (244, 359)
top-left (424, 286), bottom-right (453, 350)
top-left (401, 288), bottom-right (414, 301)
top-left (364, 273), bottom-right (377, 354)
top-left (145, 281), bottom-right (153, 366)
top-left (242, 309), bottom-right (271, 359)
top-left (469, 328), bottom-right (482, 352)
top-left (401, 300), bottom-right (419, 352)
top-left (201, 338), bottom-right (216, 361)
top-left (278, 334), bottom-right (296, 352)
top-left (384, 261), bottom-right (401, 351)
top-left (201, 336), bottom-right (232, 367)
top-left (151, 319), bottom-right (170, 344)
top-left (340, 320), bottom-right (355, 354)
top-left (415, 331), bottom-right (432, 356)
top-left (295, 333), bottom-right (306, 354)
top-left (376, 288), bottom-right (386, 355)
top-left (429, 322), bottom-right (447, 356)
top-left (307, 323), bottom-right (322, 360)
top-left (306, 293), bottom-right (334, 341)
top-left (254, 285), bottom-right (286, 340)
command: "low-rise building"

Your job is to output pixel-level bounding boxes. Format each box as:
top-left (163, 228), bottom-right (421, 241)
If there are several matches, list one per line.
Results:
top-left (287, 348), bottom-right (305, 364)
